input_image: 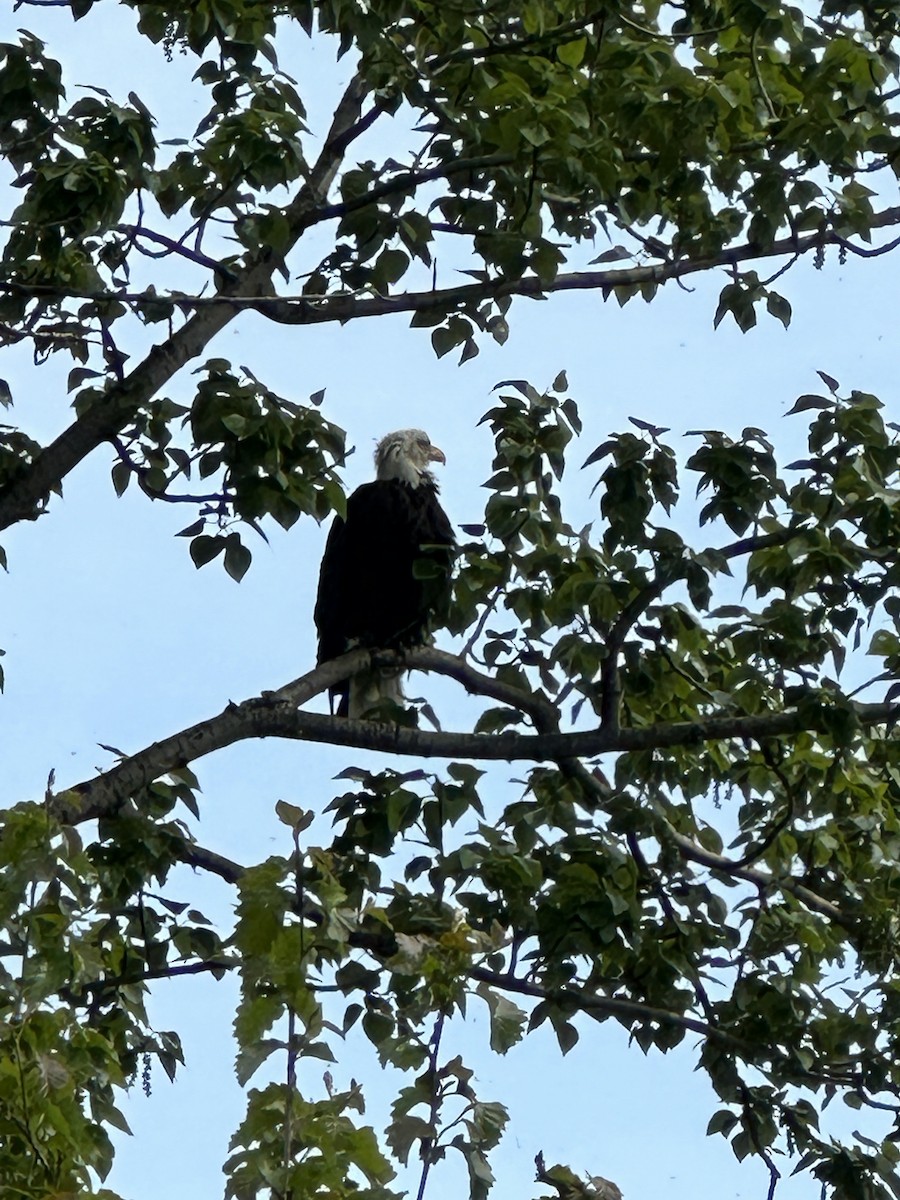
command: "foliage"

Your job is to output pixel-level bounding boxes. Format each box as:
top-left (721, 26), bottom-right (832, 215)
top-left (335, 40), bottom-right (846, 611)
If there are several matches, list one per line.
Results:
top-left (7, 371), bottom-right (900, 1198)
top-left (4, 3), bottom-right (900, 1200)
top-left (3, 0), bottom-right (900, 535)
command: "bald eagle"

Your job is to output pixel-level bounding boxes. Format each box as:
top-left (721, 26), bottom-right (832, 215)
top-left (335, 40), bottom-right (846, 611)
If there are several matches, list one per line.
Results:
top-left (315, 429), bottom-right (456, 718)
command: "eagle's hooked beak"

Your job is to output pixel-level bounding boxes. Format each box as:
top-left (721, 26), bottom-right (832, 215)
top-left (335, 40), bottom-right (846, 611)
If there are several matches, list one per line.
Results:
top-left (428, 444), bottom-right (446, 465)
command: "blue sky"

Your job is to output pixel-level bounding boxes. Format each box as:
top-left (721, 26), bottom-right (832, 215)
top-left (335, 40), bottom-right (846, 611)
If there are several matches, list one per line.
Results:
top-left (2, 5), bottom-right (899, 1199)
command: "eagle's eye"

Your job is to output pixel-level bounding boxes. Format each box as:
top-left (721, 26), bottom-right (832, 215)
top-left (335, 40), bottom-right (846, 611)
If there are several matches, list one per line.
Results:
top-left (416, 435), bottom-right (430, 448)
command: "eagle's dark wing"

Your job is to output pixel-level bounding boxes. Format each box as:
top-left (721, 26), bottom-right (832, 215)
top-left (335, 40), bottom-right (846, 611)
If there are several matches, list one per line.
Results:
top-left (313, 510), bottom-right (350, 668)
top-left (314, 480), bottom-right (455, 714)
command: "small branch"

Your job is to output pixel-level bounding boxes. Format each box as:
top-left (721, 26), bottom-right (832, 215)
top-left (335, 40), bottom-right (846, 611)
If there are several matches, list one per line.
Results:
top-left (598, 527), bottom-right (801, 731)
top-left (118, 225), bottom-right (237, 278)
top-left (521, 743), bottom-right (848, 930)
top-left (110, 436), bottom-right (227, 505)
top-left (626, 829), bottom-right (716, 1023)
top-left (461, 585), bottom-right (505, 658)
top-left (176, 841), bottom-right (245, 884)
top-left (61, 957), bottom-right (236, 1002)
top-left (415, 1012), bottom-right (446, 1200)
top-left (750, 24), bottom-right (778, 121)
top-left (739, 1081), bottom-right (782, 1200)
top-left (616, 11), bottom-right (732, 40)
top-left (316, 153), bottom-right (517, 225)
top-left (427, 9), bottom-right (607, 70)
top-left (318, 81), bottom-right (382, 162)
top-left (409, 647), bottom-right (559, 731)
top-left (660, 821), bottom-right (847, 925)
top-left (832, 231), bottom-right (900, 259)
top-left (469, 966), bottom-right (750, 1052)
top-left (728, 742), bottom-right (797, 869)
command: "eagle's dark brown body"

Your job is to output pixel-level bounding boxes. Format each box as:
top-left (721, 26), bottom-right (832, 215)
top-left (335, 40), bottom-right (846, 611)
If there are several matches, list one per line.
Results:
top-left (315, 473), bottom-right (455, 716)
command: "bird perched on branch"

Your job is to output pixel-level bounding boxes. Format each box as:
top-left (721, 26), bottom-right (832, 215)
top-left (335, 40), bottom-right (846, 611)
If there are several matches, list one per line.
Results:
top-left (315, 428), bottom-right (456, 718)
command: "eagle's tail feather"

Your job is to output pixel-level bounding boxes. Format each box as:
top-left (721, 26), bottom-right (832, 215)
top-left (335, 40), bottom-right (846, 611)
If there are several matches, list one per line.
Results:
top-left (348, 667), bottom-right (405, 719)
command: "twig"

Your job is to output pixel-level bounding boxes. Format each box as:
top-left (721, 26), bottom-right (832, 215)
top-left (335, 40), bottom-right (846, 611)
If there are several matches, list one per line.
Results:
top-left (119, 224), bottom-right (237, 278)
top-left (415, 1012), bottom-right (446, 1200)
top-left (461, 585), bottom-right (505, 658)
top-left (110, 435), bottom-right (227, 505)
top-left (750, 24), bottom-right (778, 120)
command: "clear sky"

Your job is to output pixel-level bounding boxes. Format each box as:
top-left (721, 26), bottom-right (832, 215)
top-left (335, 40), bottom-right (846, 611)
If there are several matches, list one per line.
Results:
top-left (2, 5), bottom-right (899, 1200)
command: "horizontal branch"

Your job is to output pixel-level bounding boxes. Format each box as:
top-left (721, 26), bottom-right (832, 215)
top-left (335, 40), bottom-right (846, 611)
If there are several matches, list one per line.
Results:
top-left (254, 205), bottom-right (900, 323)
top-left (62, 957), bottom-right (236, 1003)
top-left (58, 648), bottom-right (849, 936)
top-left (202, 696), bottom-right (894, 761)
top-left (2, 187), bottom-right (896, 535)
top-left (57, 929), bottom-right (744, 1060)
top-left (7, 207), bottom-right (900, 334)
top-left (469, 966), bottom-right (749, 1051)
top-left (52, 645), bottom-right (896, 821)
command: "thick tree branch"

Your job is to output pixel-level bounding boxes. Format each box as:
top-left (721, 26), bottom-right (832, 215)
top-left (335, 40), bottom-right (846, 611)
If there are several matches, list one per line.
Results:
top-left (8, 207), bottom-right (899, 330)
top-left (244, 699), bottom-right (890, 765)
top-left (51, 646), bottom-right (897, 826)
top-left (0, 71), bottom-right (370, 534)
top-left (52, 648), bottom-right (371, 824)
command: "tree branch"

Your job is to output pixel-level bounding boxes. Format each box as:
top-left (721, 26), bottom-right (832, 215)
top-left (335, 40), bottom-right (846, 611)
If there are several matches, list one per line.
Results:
top-left (8, 206), bottom-right (899, 329)
top-left (659, 821), bottom-right (846, 924)
top-left (61, 957), bottom-right (236, 1004)
top-left (469, 966), bottom-right (750, 1051)
top-left (176, 841), bottom-right (245, 884)
top-left (118, 224), bottom-right (236, 276)
top-left (313, 153), bottom-right (518, 224)
top-left (50, 646), bottom-right (898, 831)
top-left (5, 207), bottom-right (900, 345)
top-left (0, 70), bottom-right (370, 534)
top-left (1, 205), bottom-right (897, 536)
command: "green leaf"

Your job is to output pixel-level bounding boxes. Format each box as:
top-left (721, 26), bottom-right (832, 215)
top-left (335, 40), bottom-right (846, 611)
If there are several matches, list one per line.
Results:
top-left (235, 1038), bottom-right (282, 1086)
top-left (476, 984), bottom-right (526, 1053)
top-left (275, 800), bottom-right (314, 832)
top-left (557, 37), bottom-right (586, 68)
top-left (785, 394), bottom-right (833, 415)
top-left (111, 460), bottom-right (131, 497)
top-left (223, 535), bottom-right (252, 582)
top-left (190, 534), bottom-right (224, 568)
top-left (766, 292), bottom-right (792, 329)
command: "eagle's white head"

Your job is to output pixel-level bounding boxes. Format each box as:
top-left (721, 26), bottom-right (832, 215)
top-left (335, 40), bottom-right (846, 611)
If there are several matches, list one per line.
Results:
top-left (374, 429), bottom-right (446, 486)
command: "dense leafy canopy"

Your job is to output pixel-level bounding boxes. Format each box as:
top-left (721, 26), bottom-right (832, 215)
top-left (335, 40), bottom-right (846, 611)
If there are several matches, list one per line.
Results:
top-left (3, 2), bottom-right (900, 1199)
